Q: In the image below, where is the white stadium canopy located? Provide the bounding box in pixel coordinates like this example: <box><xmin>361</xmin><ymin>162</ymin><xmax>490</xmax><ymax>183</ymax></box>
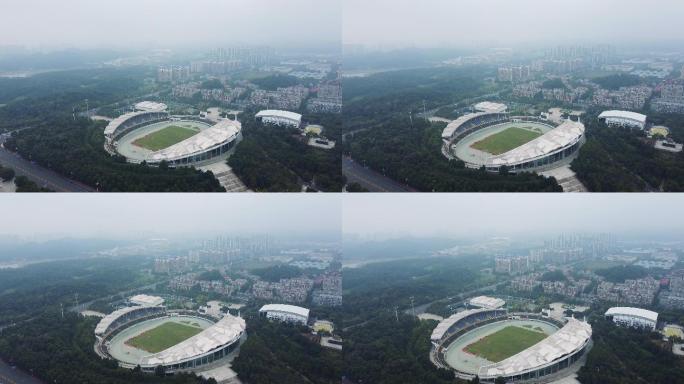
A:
<box><xmin>148</xmin><ymin>119</ymin><xmax>241</xmax><ymax>162</ymax></box>
<box><xmin>487</xmin><ymin>120</ymin><xmax>585</xmax><ymax>167</ymax></box>
<box><xmin>474</xmin><ymin>102</ymin><xmax>508</xmax><ymax>114</ymax></box>
<box><xmin>479</xmin><ymin>318</ymin><xmax>592</xmax><ymax>378</ymax></box>
<box><xmin>469</xmin><ymin>296</ymin><xmax>506</xmax><ymax>309</ymax></box>
<box><xmin>129</xmin><ymin>294</ymin><xmax>164</xmax><ymax>307</ymax></box>
<box><xmin>431</xmin><ymin>308</ymin><xmax>493</xmax><ymax>342</ymax></box>
<box><xmin>135</xmin><ymin>101</ymin><xmax>168</xmax><ymax>112</ymax></box>
<box><xmin>140</xmin><ymin>315</ymin><xmax>246</xmax><ymax>366</ymax></box>
<box><xmin>442</xmin><ymin>112</ymin><xmax>492</xmax><ymax>139</ymax></box>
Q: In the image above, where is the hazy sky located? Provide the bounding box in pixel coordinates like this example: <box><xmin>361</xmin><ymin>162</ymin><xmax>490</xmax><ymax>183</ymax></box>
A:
<box><xmin>0</xmin><ymin>194</ymin><xmax>341</xmax><ymax>239</ymax></box>
<box><xmin>343</xmin><ymin>0</ymin><xmax>684</xmax><ymax>48</ymax></box>
<box><xmin>0</xmin><ymin>0</ymin><xmax>341</xmax><ymax>49</ymax></box>
<box><xmin>343</xmin><ymin>194</ymin><xmax>684</xmax><ymax>238</ymax></box>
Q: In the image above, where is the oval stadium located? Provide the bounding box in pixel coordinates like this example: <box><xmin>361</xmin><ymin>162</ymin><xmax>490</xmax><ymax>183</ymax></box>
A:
<box><xmin>430</xmin><ymin>309</ymin><xmax>592</xmax><ymax>383</ymax></box>
<box><xmin>441</xmin><ymin>111</ymin><xmax>585</xmax><ymax>173</ymax></box>
<box><xmin>104</xmin><ymin>102</ymin><xmax>242</xmax><ymax>167</ymax></box>
<box><xmin>94</xmin><ymin>303</ymin><xmax>245</xmax><ymax>375</ymax></box>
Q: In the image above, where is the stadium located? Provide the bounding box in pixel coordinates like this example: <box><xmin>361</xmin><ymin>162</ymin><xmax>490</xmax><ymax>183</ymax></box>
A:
<box><xmin>430</xmin><ymin>309</ymin><xmax>592</xmax><ymax>383</ymax></box>
<box><xmin>104</xmin><ymin>102</ymin><xmax>243</xmax><ymax>167</ymax></box>
<box><xmin>441</xmin><ymin>109</ymin><xmax>585</xmax><ymax>173</ymax></box>
<box><xmin>94</xmin><ymin>298</ymin><xmax>246</xmax><ymax>375</ymax></box>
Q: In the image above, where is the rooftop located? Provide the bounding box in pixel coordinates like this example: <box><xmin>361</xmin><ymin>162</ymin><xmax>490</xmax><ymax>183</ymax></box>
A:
<box><xmin>95</xmin><ymin>306</ymin><xmax>162</xmax><ymax>335</ymax></box>
<box><xmin>129</xmin><ymin>294</ymin><xmax>164</xmax><ymax>307</ymax></box>
<box><xmin>104</xmin><ymin>110</ymin><xmax>170</xmax><ymax>136</ymax></box>
<box><xmin>469</xmin><ymin>296</ymin><xmax>506</xmax><ymax>309</ymax></box>
<box><xmin>605</xmin><ymin>307</ymin><xmax>658</xmax><ymax>322</ymax></box>
<box><xmin>140</xmin><ymin>314</ymin><xmax>245</xmax><ymax>366</ymax></box>
<box><xmin>479</xmin><ymin>318</ymin><xmax>592</xmax><ymax>378</ymax></box>
<box><xmin>474</xmin><ymin>102</ymin><xmax>508</xmax><ymax>113</ymax></box>
<box><xmin>442</xmin><ymin>112</ymin><xmax>494</xmax><ymax>139</ymax></box>
<box><xmin>149</xmin><ymin>119</ymin><xmax>241</xmax><ymax>162</ymax></box>
<box><xmin>431</xmin><ymin>308</ymin><xmax>499</xmax><ymax>342</ymax></box>
<box><xmin>488</xmin><ymin>120</ymin><xmax>585</xmax><ymax>167</ymax></box>
<box><xmin>256</xmin><ymin>109</ymin><xmax>302</xmax><ymax>123</ymax></box>
<box><xmin>598</xmin><ymin>110</ymin><xmax>647</xmax><ymax>124</ymax></box>
<box><xmin>135</xmin><ymin>101</ymin><xmax>168</xmax><ymax>112</ymax></box>
<box><xmin>259</xmin><ymin>304</ymin><xmax>310</xmax><ymax>318</ymax></box>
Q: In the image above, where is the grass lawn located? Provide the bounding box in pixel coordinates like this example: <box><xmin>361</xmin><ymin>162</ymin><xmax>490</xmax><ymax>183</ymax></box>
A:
<box><xmin>464</xmin><ymin>326</ymin><xmax>548</xmax><ymax>362</ymax></box>
<box><xmin>125</xmin><ymin>322</ymin><xmax>203</xmax><ymax>353</ymax></box>
<box><xmin>132</xmin><ymin>125</ymin><xmax>199</xmax><ymax>151</ymax></box>
<box><xmin>471</xmin><ymin>127</ymin><xmax>543</xmax><ymax>155</ymax></box>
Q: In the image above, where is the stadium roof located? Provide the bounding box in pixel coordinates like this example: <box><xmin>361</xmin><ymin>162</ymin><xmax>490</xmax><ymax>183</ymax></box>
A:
<box><xmin>598</xmin><ymin>110</ymin><xmax>647</xmax><ymax>124</ymax></box>
<box><xmin>148</xmin><ymin>119</ymin><xmax>241</xmax><ymax>162</ymax></box>
<box><xmin>129</xmin><ymin>294</ymin><xmax>164</xmax><ymax>307</ymax></box>
<box><xmin>255</xmin><ymin>109</ymin><xmax>302</xmax><ymax>123</ymax></box>
<box><xmin>469</xmin><ymin>296</ymin><xmax>506</xmax><ymax>309</ymax></box>
<box><xmin>104</xmin><ymin>110</ymin><xmax>168</xmax><ymax>137</ymax></box>
<box><xmin>135</xmin><ymin>101</ymin><xmax>168</xmax><ymax>112</ymax></box>
<box><xmin>605</xmin><ymin>307</ymin><xmax>658</xmax><ymax>323</ymax></box>
<box><xmin>474</xmin><ymin>102</ymin><xmax>508</xmax><ymax>114</ymax></box>
<box><xmin>259</xmin><ymin>304</ymin><xmax>310</xmax><ymax>319</ymax></box>
<box><xmin>140</xmin><ymin>315</ymin><xmax>246</xmax><ymax>366</ymax></box>
<box><xmin>442</xmin><ymin>112</ymin><xmax>493</xmax><ymax>139</ymax></box>
<box><xmin>479</xmin><ymin>318</ymin><xmax>592</xmax><ymax>378</ymax></box>
<box><xmin>431</xmin><ymin>308</ymin><xmax>498</xmax><ymax>342</ymax></box>
<box><xmin>488</xmin><ymin>120</ymin><xmax>585</xmax><ymax>167</ymax></box>
<box><xmin>95</xmin><ymin>306</ymin><xmax>159</xmax><ymax>335</ymax></box>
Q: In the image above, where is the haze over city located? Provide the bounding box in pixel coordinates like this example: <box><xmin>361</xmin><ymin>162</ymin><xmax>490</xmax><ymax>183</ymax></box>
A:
<box><xmin>0</xmin><ymin>0</ymin><xmax>342</xmax><ymax>50</ymax></box>
<box><xmin>343</xmin><ymin>0</ymin><xmax>684</xmax><ymax>48</ymax></box>
<box><xmin>343</xmin><ymin>194</ymin><xmax>684</xmax><ymax>239</ymax></box>
<box><xmin>0</xmin><ymin>194</ymin><xmax>341</xmax><ymax>240</ymax></box>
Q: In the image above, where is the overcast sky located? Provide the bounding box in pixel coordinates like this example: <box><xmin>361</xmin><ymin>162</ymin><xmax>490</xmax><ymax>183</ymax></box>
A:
<box><xmin>343</xmin><ymin>194</ymin><xmax>684</xmax><ymax>239</ymax></box>
<box><xmin>0</xmin><ymin>0</ymin><xmax>341</xmax><ymax>49</ymax></box>
<box><xmin>343</xmin><ymin>0</ymin><xmax>684</xmax><ymax>48</ymax></box>
<box><xmin>0</xmin><ymin>194</ymin><xmax>340</xmax><ymax>239</ymax></box>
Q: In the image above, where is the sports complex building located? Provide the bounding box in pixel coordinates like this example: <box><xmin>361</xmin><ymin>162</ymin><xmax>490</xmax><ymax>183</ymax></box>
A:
<box><xmin>259</xmin><ymin>304</ymin><xmax>310</xmax><ymax>325</ymax></box>
<box><xmin>255</xmin><ymin>109</ymin><xmax>302</xmax><ymax>128</ymax></box>
<box><xmin>430</xmin><ymin>305</ymin><xmax>592</xmax><ymax>383</ymax></box>
<box><xmin>104</xmin><ymin>102</ymin><xmax>242</xmax><ymax>167</ymax></box>
<box><xmin>441</xmin><ymin>104</ymin><xmax>586</xmax><ymax>173</ymax></box>
<box><xmin>605</xmin><ymin>307</ymin><xmax>658</xmax><ymax>331</ymax></box>
<box><xmin>598</xmin><ymin>110</ymin><xmax>647</xmax><ymax>130</ymax></box>
<box><xmin>94</xmin><ymin>296</ymin><xmax>246</xmax><ymax>374</ymax></box>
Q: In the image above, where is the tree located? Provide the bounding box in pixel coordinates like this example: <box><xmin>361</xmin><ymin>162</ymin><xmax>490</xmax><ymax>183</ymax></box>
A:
<box><xmin>0</xmin><ymin>166</ymin><xmax>15</xmax><ymax>181</ymax></box>
<box><xmin>495</xmin><ymin>377</ymin><xmax>507</xmax><ymax>384</ymax></box>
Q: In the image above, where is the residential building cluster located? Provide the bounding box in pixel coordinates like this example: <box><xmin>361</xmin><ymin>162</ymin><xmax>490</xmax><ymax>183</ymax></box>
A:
<box><xmin>497</xmin><ymin>65</ymin><xmax>532</xmax><ymax>82</ymax></box>
<box><xmin>592</xmin><ymin>86</ymin><xmax>652</xmax><ymax>110</ymax></box>
<box><xmin>307</xmin><ymin>83</ymin><xmax>342</xmax><ymax>113</ymax></box>
<box><xmin>168</xmin><ymin>273</ymin><xmax>248</xmax><ymax>296</ymax></box>
<box><xmin>660</xmin><ymin>270</ymin><xmax>684</xmax><ymax>309</ymax></box>
<box><xmin>250</xmin><ymin>85</ymin><xmax>309</xmax><ymax>110</ymax></box>
<box><xmin>651</xmin><ymin>81</ymin><xmax>684</xmax><ymax>114</ymax></box>
<box><xmin>311</xmin><ymin>272</ymin><xmax>342</xmax><ymax>307</ymax></box>
<box><xmin>252</xmin><ymin>277</ymin><xmax>315</xmax><ymax>304</ymax></box>
<box><xmin>596</xmin><ymin>276</ymin><xmax>659</xmax><ymax>306</ymax></box>
<box><xmin>157</xmin><ymin>65</ymin><xmax>191</xmax><ymax>83</ymax></box>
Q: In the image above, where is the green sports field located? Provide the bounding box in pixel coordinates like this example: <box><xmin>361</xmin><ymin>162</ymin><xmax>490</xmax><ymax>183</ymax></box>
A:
<box><xmin>124</xmin><ymin>321</ymin><xmax>203</xmax><ymax>353</ymax></box>
<box><xmin>132</xmin><ymin>125</ymin><xmax>199</xmax><ymax>151</ymax></box>
<box><xmin>470</xmin><ymin>127</ymin><xmax>543</xmax><ymax>155</ymax></box>
<box><xmin>464</xmin><ymin>326</ymin><xmax>548</xmax><ymax>362</ymax></box>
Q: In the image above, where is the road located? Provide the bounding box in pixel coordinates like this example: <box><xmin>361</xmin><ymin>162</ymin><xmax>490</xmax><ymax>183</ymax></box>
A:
<box><xmin>343</xmin><ymin>156</ymin><xmax>417</xmax><ymax>192</ymax></box>
<box><xmin>0</xmin><ymin>135</ymin><xmax>94</xmax><ymax>192</ymax></box>
<box><xmin>0</xmin><ymin>359</ymin><xmax>43</xmax><ymax>384</ymax></box>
